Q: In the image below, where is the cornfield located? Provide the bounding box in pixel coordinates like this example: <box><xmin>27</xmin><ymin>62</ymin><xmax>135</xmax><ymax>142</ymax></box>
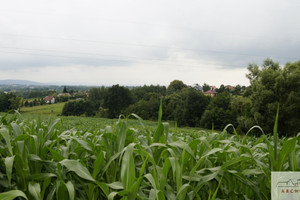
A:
<box><xmin>0</xmin><ymin>107</ymin><xmax>299</xmax><ymax>199</ymax></box>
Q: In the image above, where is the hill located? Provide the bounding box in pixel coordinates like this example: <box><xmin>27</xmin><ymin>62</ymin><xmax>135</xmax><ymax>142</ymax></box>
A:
<box><xmin>0</xmin><ymin>79</ymin><xmax>45</xmax><ymax>85</ymax></box>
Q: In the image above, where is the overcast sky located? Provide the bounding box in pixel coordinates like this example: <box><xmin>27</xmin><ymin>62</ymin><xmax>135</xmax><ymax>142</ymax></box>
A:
<box><xmin>0</xmin><ymin>0</ymin><xmax>299</xmax><ymax>86</ymax></box>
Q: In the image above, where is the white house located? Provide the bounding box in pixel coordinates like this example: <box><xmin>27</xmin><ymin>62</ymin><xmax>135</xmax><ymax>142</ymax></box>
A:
<box><xmin>44</xmin><ymin>96</ymin><xmax>55</xmax><ymax>104</ymax></box>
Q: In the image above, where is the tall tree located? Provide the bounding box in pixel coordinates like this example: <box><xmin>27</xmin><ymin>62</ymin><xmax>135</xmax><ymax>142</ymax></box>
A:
<box><xmin>0</xmin><ymin>93</ymin><xmax>21</xmax><ymax>112</ymax></box>
<box><xmin>182</xmin><ymin>88</ymin><xmax>210</xmax><ymax>127</ymax></box>
<box><xmin>63</xmin><ymin>86</ymin><xmax>68</xmax><ymax>93</ymax></box>
<box><xmin>88</xmin><ymin>87</ymin><xmax>107</xmax><ymax>109</ymax></box>
<box><xmin>103</xmin><ymin>85</ymin><xmax>133</xmax><ymax>118</ymax></box>
<box><xmin>202</xmin><ymin>83</ymin><xmax>211</xmax><ymax>92</ymax></box>
<box><xmin>246</xmin><ymin>59</ymin><xmax>300</xmax><ymax>136</ymax></box>
<box><xmin>167</xmin><ymin>80</ymin><xmax>187</xmax><ymax>94</ymax></box>
<box><xmin>200</xmin><ymin>92</ymin><xmax>237</xmax><ymax>130</ymax></box>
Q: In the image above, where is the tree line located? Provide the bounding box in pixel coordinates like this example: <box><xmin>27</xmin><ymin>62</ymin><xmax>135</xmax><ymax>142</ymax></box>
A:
<box><xmin>0</xmin><ymin>92</ymin><xmax>22</xmax><ymax>112</ymax></box>
<box><xmin>63</xmin><ymin>59</ymin><xmax>300</xmax><ymax>136</ymax></box>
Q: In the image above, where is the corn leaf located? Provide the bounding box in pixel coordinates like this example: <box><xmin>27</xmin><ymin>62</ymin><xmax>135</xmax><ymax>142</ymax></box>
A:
<box><xmin>0</xmin><ymin>190</ymin><xmax>28</xmax><ymax>200</ymax></box>
<box><xmin>60</xmin><ymin>159</ymin><xmax>95</xmax><ymax>182</ymax></box>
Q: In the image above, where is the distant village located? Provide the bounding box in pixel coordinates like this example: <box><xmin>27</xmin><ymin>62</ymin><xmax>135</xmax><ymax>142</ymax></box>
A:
<box><xmin>22</xmin><ymin>86</ymin><xmax>89</xmax><ymax>107</ymax></box>
<box><xmin>188</xmin><ymin>83</ymin><xmax>241</xmax><ymax>97</ymax></box>
<box><xmin>0</xmin><ymin>82</ymin><xmax>244</xmax><ymax>108</ymax></box>
<box><xmin>40</xmin><ymin>83</ymin><xmax>239</xmax><ymax>105</ymax></box>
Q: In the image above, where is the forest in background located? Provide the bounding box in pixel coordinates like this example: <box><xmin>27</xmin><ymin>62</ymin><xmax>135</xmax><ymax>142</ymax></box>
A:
<box><xmin>1</xmin><ymin>59</ymin><xmax>300</xmax><ymax>137</ymax></box>
<box><xmin>62</xmin><ymin>59</ymin><xmax>300</xmax><ymax>137</ymax></box>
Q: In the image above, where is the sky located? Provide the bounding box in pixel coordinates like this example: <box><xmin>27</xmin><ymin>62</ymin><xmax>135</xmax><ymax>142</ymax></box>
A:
<box><xmin>0</xmin><ymin>0</ymin><xmax>300</xmax><ymax>87</ymax></box>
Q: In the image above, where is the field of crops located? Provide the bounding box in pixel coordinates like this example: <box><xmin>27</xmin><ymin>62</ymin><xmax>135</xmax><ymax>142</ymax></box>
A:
<box><xmin>20</xmin><ymin>102</ymin><xmax>66</xmax><ymax>116</ymax></box>
<box><xmin>0</xmin><ymin>107</ymin><xmax>299</xmax><ymax>199</ymax></box>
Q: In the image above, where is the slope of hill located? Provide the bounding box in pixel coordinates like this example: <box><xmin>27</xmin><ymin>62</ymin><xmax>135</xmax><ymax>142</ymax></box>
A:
<box><xmin>0</xmin><ymin>79</ymin><xmax>45</xmax><ymax>85</ymax></box>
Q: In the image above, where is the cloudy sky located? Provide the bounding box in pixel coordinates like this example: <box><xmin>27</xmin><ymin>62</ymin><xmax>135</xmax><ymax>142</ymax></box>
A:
<box><xmin>0</xmin><ymin>0</ymin><xmax>299</xmax><ymax>86</ymax></box>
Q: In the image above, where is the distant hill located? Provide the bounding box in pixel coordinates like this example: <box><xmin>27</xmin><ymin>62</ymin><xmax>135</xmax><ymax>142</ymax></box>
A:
<box><xmin>0</xmin><ymin>79</ymin><xmax>46</xmax><ymax>85</ymax></box>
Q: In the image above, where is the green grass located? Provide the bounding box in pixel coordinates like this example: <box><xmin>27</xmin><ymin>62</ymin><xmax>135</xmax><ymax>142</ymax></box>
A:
<box><xmin>20</xmin><ymin>102</ymin><xmax>66</xmax><ymax>116</ymax></box>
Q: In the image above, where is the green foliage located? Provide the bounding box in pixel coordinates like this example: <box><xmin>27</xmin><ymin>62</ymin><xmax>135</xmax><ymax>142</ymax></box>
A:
<box><xmin>103</xmin><ymin>85</ymin><xmax>133</xmax><ymax>118</ymax></box>
<box><xmin>126</xmin><ymin>93</ymin><xmax>160</xmax><ymax>120</ymax></box>
<box><xmin>164</xmin><ymin>88</ymin><xmax>210</xmax><ymax>127</ymax></box>
<box><xmin>21</xmin><ymin>102</ymin><xmax>65</xmax><ymax>116</ymax></box>
<box><xmin>231</xmin><ymin>84</ymin><xmax>242</xmax><ymax>95</ymax></box>
<box><xmin>200</xmin><ymin>93</ymin><xmax>237</xmax><ymax>130</ymax></box>
<box><xmin>0</xmin><ymin>93</ymin><xmax>22</xmax><ymax>112</ymax></box>
<box><xmin>216</xmin><ymin>84</ymin><xmax>226</xmax><ymax>93</ymax></box>
<box><xmin>87</xmin><ymin>87</ymin><xmax>107</xmax><ymax>109</ymax></box>
<box><xmin>0</xmin><ymin>110</ymin><xmax>299</xmax><ymax>199</ymax></box>
<box><xmin>56</xmin><ymin>95</ymin><xmax>70</xmax><ymax>103</ymax></box>
<box><xmin>62</xmin><ymin>100</ymin><xmax>96</xmax><ymax>116</ymax></box>
<box><xmin>167</xmin><ymin>80</ymin><xmax>187</xmax><ymax>94</ymax></box>
<box><xmin>202</xmin><ymin>83</ymin><xmax>211</xmax><ymax>92</ymax></box>
<box><xmin>181</xmin><ymin>88</ymin><xmax>210</xmax><ymax>127</ymax></box>
<box><xmin>0</xmin><ymin>85</ymin><xmax>92</xmax><ymax>99</ymax></box>
<box><xmin>131</xmin><ymin>85</ymin><xmax>166</xmax><ymax>102</ymax></box>
<box><xmin>27</xmin><ymin>90</ymin><xmax>56</xmax><ymax>99</ymax></box>
<box><xmin>231</xmin><ymin>96</ymin><xmax>256</xmax><ymax>134</ymax></box>
<box><xmin>246</xmin><ymin>59</ymin><xmax>300</xmax><ymax>136</ymax></box>
<box><xmin>0</xmin><ymin>190</ymin><xmax>28</xmax><ymax>200</ymax></box>
<box><xmin>164</xmin><ymin>92</ymin><xmax>184</xmax><ymax>122</ymax></box>
<box><xmin>62</xmin><ymin>86</ymin><xmax>67</xmax><ymax>93</ymax></box>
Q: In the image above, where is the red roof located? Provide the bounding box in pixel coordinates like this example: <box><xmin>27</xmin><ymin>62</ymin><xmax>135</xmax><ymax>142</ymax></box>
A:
<box><xmin>58</xmin><ymin>93</ymin><xmax>71</xmax><ymax>97</ymax></box>
<box><xmin>204</xmin><ymin>90</ymin><xmax>218</xmax><ymax>94</ymax></box>
<box><xmin>44</xmin><ymin>96</ymin><xmax>54</xmax><ymax>101</ymax></box>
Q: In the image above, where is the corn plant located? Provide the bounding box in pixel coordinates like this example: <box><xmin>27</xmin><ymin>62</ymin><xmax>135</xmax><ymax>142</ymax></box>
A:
<box><xmin>0</xmin><ymin>105</ymin><xmax>299</xmax><ymax>199</ymax></box>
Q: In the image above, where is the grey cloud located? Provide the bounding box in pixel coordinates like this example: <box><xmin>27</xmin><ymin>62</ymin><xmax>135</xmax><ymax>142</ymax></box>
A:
<box><xmin>0</xmin><ymin>55</ymin><xmax>133</xmax><ymax>70</ymax></box>
<box><xmin>0</xmin><ymin>0</ymin><xmax>300</xmax><ymax>85</ymax></box>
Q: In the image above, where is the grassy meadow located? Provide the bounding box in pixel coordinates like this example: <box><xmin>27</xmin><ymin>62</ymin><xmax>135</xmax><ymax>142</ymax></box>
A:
<box><xmin>0</xmin><ymin>105</ymin><xmax>299</xmax><ymax>199</ymax></box>
<box><xmin>20</xmin><ymin>102</ymin><xmax>66</xmax><ymax>116</ymax></box>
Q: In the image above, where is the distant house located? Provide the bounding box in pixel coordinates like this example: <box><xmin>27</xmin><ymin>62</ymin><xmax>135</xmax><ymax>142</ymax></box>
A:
<box><xmin>225</xmin><ymin>85</ymin><xmax>234</xmax><ymax>91</ymax></box>
<box><xmin>211</xmin><ymin>86</ymin><xmax>217</xmax><ymax>91</ymax></box>
<box><xmin>204</xmin><ymin>90</ymin><xmax>218</xmax><ymax>97</ymax></box>
<box><xmin>44</xmin><ymin>96</ymin><xmax>55</xmax><ymax>104</ymax></box>
<box><xmin>57</xmin><ymin>93</ymin><xmax>71</xmax><ymax>97</ymax></box>
<box><xmin>192</xmin><ymin>84</ymin><xmax>203</xmax><ymax>92</ymax></box>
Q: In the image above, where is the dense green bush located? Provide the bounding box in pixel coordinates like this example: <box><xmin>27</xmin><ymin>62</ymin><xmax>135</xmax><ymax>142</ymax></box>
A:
<box><xmin>0</xmin><ymin>93</ymin><xmax>21</xmax><ymax>112</ymax></box>
<box><xmin>246</xmin><ymin>59</ymin><xmax>300</xmax><ymax>136</ymax></box>
<box><xmin>62</xmin><ymin>100</ymin><xmax>96</xmax><ymax>116</ymax></box>
<box><xmin>200</xmin><ymin>93</ymin><xmax>237</xmax><ymax>130</ymax></box>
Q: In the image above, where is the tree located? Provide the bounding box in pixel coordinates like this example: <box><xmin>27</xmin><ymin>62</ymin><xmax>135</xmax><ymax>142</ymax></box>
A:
<box><xmin>57</xmin><ymin>95</ymin><xmax>69</xmax><ymax>102</ymax></box>
<box><xmin>216</xmin><ymin>84</ymin><xmax>226</xmax><ymax>93</ymax></box>
<box><xmin>62</xmin><ymin>101</ymin><xmax>75</xmax><ymax>116</ymax></box>
<box><xmin>103</xmin><ymin>85</ymin><xmax>133</xmax><ymax>118</ymax></box>
<box><xmin>131</xmin><ymin>85</ymin><xmax>166</xmax><ymax>102</ymax></box>
<box><xmin>246</xmin><ymin>59</ymin><xmax>300</xmax><ymax>136</ymax></box>
<box><xmin>246</xmin><ymin>63</ymin><xmax>261</xmax><ymax>84</ymax></box>
<box><xmin>182</xmin><ymin>88</ymin><xmax>210</xmax><ymax>126</ymax></box>
<box><xmin>126</xmin><ymin>93</ymin><xmax>160</xmax><ymax>120</ymax></box>
<box><xmin>231</xmin><ymin>84</ymin><xmax>242</xmax><ymax>95</ymax></box>
<box><xmin>202</xmin><ymin>83</ymin><xmax>211</xmax><ymax>92</ymax></box>
<box><xmin>63</xmin><ymin>86</ymin><xmax>68</xmax><ymax>93</ymax></box>
<box><xmin>0</xmin><ymin>92</ymin><xmax>21</xmax><ymax>112</ymax></box>
<box><xmin>200</xmin><ymin>92</ymin><xmax>237</xmax><ymax>130</ymax></box>
<box><xmin>88</xmin><ymin>87</ymin><xmax>107</xmax><ymax>109</ymax></box>
<box><xmin>62</xmin><ymin>100</ymin><xmax>96</xmax><ymax>116</ymax></box>
<box><xmin>163</xmin><ymin>88</ymin><xmax>210</xmax><ymax>126</ymax></box>
<box><xmin>167</xmin><ymin>80</ymin><xmax>187</xmax><ymax>94</ymax></box>
<box><xmin>231</xmin><ymin>96</ymin><xmax>255</xmax><ymax>134</ymax></box>
<box><xmin>163</xmin><ymin>92</ymin><xmax>184</xmax><ymax>123</ymax></box>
